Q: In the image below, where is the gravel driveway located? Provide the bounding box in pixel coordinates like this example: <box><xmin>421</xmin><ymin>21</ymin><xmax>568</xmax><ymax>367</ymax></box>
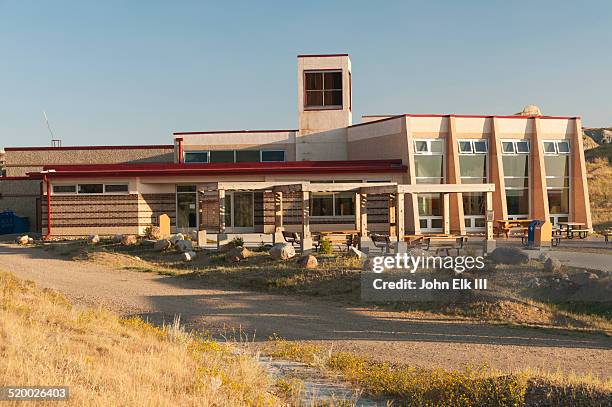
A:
<box><xmin>2</xmin><ymin>243</ymin><xmax>611</xmax><ymax>378</ymax></box>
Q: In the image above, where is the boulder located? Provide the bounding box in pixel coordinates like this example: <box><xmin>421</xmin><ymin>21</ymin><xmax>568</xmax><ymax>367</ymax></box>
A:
<box><xmin>182</xmin><ymin>251</ymin><xmax>196</xmax><ymax>262</ymax></box>
<box><xmin>146</xmin><ymin>226</ymin><xmax>163</xmax><ymax>240</ymax></box>
<box><xmin>175</xmin><ymin>239</ymin><xmax>193</xmax><ymax>253</ymax></box>
<box><xmin>112</xmin><ymin>234</ymin><xmax>123</xmax><ymax>243</ymax></box>
<box><xmin>489</xmin><ymin>246</ymin><xmax>529</xmax><ymax>265</ymax></box>
<box><xmin>154</xmin><ymin>239</ymin><xmax>172</xmax><ymax>252</ymax></box>
<box><xmin>269</xmin><ymin>243</ymin><xmax>296</xmax><ymax>260</ymax></box>
<box><xmin>544</xmin><ymin>256</ymin><xmax>562</xmax><ymax>273</ymax></box>
<box><xmin>121</xmin><ymin>235</ymin><xmax>138</xmax><ymax>246</ymax></box>
<box><xmin>28</xmin><ymin>237</ymin><xmax>34</xmax><ymax>244</ymax></box>
<box><xmin>141</xmin><ymin>239</ymin><xmax>156</xmax><ymax>247</ymax></box>
<box><xmin>87</xmin><ymin>234</ymin><xmax>100</xmax><ymax>244</ymax></box>
<box><xmin>225</xmin><ymin>246</ymin><xmax>253</xmax><ymax>263</ymax></box>
<box><xmin>538</xmin><ymin>252</ymin><xmax>550</xmax><ymax>262</ymax></box>
<box><xmin>170</xmin><ymin>233</ymin><xmax>185</xmax><ymax>245</ymax></box>
<box><xmin>569</xmin><ymin>271</ymin><xmax>599</xmax><ymax>286</ymax></box>
<box><xmin>347</xmin><ymin>246</ymin><xmax>367</xmax><ymax>260</ymax></box>
<box><xmin>297</xmin><ymin>254</ymin><xmax>318</xmax><ymax>269</ymax></box>
<box><xmin>16</xmin><ymin>235</ymin><xmax>30</xmax><ymax>245</ymax></box>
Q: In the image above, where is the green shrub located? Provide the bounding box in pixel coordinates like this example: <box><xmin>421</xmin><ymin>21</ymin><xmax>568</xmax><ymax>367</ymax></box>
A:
<box><xmin>231</xmin><ymin>237</ymin><xmax>244</xmax><ymax>248</ymax></box>
<box><xmin>318</xmin><ymin>238</ymin><xmax>332</xmax><ymax>254</ymax></box>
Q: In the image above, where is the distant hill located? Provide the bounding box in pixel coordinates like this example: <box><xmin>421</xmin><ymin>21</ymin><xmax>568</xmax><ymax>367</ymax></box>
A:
<box><xmin>585</xmin><ymin>143</ymin><xmax>612</xmax><ymax>164</ymax></box>
<box><xmin>584</xmin><ymin>128</ymin><xmax>612</xmax><ymax>145</ymax></box>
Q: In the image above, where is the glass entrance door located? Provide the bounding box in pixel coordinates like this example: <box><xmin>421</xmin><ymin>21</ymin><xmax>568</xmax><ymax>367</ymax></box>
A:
<box><xmin>225</xmin><ymin>192</ymin><xmax>254</xmax><ymax>232</ymax></box>
<box><xmin>418</xmin><ymin>193</ymin><xmax>443</xmax><ymax>232</ymax></box>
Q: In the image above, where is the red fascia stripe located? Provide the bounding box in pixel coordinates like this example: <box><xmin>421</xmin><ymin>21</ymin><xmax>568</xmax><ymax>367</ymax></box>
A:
<box><xmin>33</xmin><ymin>160</ymin><xmax>406</xmax><ymax>178</ymax></box>
<box><xmin>0</xmin><ymin>176</ymin><xmax>34</xmax><ymax>181</ymax></box>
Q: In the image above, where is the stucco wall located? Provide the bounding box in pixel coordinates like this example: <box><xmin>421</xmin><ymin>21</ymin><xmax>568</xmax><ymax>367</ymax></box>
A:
<box><xmin>0</xmin><ymin>179</ymin><xmax>40</xmax><ymax>231</ymax></box>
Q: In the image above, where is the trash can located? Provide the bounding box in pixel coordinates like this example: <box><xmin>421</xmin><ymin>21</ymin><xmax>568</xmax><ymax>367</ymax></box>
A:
<box><xmin>526</xmin><ymin>220</ymin><xmax>541</xmax><ymax>248</ymax></box>
<box><xmin>534</xmin><ymin>221</ymin><xmax>553</xmax><ymax>247</ymax></box>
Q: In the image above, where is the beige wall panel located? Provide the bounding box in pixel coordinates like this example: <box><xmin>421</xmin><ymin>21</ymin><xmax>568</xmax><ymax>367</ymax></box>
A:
<box><xmin>454</xmin><ymin>117</ymin><xmax>492</xmax><ymax>135</ymax></box>
<box><xmin>410</xmin><ymin>116</ymin><xmax>448</xmax><ymax>133</ymax></box>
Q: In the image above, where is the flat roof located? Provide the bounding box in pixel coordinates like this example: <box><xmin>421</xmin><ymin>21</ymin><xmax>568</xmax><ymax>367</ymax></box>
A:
<box><xmin>30</xmin><ymin>159</ymin><xmax>406</xmax><ymax>178</ymax></box>
<box><xmin>297</xmin><ymin>53</ymin><xmax>349</xmax><ymax>58</ymax></box>
<box><xmin>173</xmin><ymin>129</ymin><xmax>297</xmax><ymax>136</ymax></box>
<box><xmin>4</xmin><ymin>145</ymin><xmax>174</xmax><ymax>152</ymax></box>
<box><xmin>349</xmin><ymin>113</ymin><xmax>581</xmax><ymax>128</ymax></box>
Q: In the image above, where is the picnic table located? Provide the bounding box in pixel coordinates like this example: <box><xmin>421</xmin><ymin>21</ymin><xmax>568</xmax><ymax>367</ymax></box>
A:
<box><xmin>558</xmin><ymin>222</ymin><xmax>589</xmax><ymax>239</ymax></box>
<box><xmin>495</xmin><ymin>219</ymin><xmax>533</xmax><ymax>239</ymax></box>
<box><xmin>422</xmin><ymin>235</ymin><xmax>468</xmax><ymax>256</ymax></box>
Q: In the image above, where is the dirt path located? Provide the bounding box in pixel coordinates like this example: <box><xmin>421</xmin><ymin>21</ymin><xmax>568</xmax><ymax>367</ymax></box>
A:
<box><xmin>1</xmin><ymin>243</ymin><xmax>611</xmax><ymax>378</ymax></box>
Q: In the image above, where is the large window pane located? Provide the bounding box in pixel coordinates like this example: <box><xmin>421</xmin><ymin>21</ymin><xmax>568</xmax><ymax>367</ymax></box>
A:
<box><xmin>544</xmin><ymin>155</ymin><xmax>569</xmax><ymax>178</ymax></box>
<box><xmin>504</xmin><ymin>178</ymin><xmax>529</xmax><ymax>188</ymax></box>
<box><xmin>261</xmin><ymin>150</ymin><xmax>285</xmax><ymax>162</ymax></box>
<box><xmin>78</xmin><ymin>184</ymin><xmax>103</xmax><ymax>194</ymax></box>
<box><xmin>506</xmin><ymin>189</ymin><xmax>529</xmax><ymax>216</ymax></box>
<box><xmin>335</xmin><ymin>192</ymin><xmax>355</xmax><ymax>216</ymax></box>
<box><xmin>418</xmin><ymin>194</ymin><xmax>441</xmax><ymax>216</ymax></box>
<box><xmin>459</xmin><ymin>155</ymin><xmax>487</xmax><ymax>179</ymax></box>
<box><xmin>546</xmin><ymin>177</ymin><xmax>569</xmax><ymax>188</ymax></box>
<box><xmin>235</xmin><ymin>150</ymin><xmax>260</xmax><ymax>162</ymax></box>
<box><xmin>463</xmin><ymin>192</ymin><xmax>485</xmax><ymax>216</ymax></box>
<box><xmin>415</xmin><ymin>156</ymin><xmax>443</xmax><ymax>179</ymax></box>
<box><xmin>104</xmin><ymin>184</ymin><xmax>129</xmax><ymax>193</ymax></box>
<box><xmin>184</xmin><ymin>151</ymin><xmax>209</xmax><ymax>163</ymax></box>
<box><xmin>233</xmin><ymin>192</ymin><xmax>254</xmax><ymax>227</ymax></box>
<box><xmin>311</xmin><ymin>193</ymin><xmax>334</xmax><ymax>216</ymax></box>
<box><xmin>548</xmin><ymin>189</ymin><xmax>569</xmax><ymax>214</ymax></box>
<box><xmin>53</xmin><ymin>185</ymin><xmax>76</xmax><ymax>194</ymax></box>
<box><xmin>502</xmin><ymin>155</ymin><xmax>529</xmax><ymax>178</ymax></box>
<box><xmin>177</xmin><ymin>191</ymin><xmax>197</xmax><ymax>229</ymax></box>
<box><xmin>210</xmin><ymin>150</ymin><xmax>235</xmax><ymax>163</ymax></box>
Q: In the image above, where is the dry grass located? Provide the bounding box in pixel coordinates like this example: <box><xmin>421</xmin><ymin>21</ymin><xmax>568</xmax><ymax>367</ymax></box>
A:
<box><xmin>586</xmin><ymin>158</ymin><xmax>612</xmax><ymax>231</ymax></box>
<box><xmin>0</xmin><ymin>271</ymin><xmax>279</xmax><ymax>406</ymax></box>
<box><xmin>267</xmin><ymin>338</ymin><xmax>612</xmax><ymax>406</ymax></box>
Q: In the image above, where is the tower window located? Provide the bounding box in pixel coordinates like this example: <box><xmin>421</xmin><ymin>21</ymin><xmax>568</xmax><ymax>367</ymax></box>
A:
<box><xmin>304</xmin><ymin>70</ymin><xmax>342</xmax><ymax>109</ymax></box>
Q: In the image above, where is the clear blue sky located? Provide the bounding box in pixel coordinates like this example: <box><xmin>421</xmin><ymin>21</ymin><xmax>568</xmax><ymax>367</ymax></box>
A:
<box><xmin>1</xmin><ymin>0</ymin><xmax>611</xmax><ymax>147</ymax></box>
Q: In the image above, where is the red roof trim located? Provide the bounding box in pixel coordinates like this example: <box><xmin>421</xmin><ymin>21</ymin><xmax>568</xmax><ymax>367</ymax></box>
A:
<box><xmin>0</xmin><ymin>176</ymin><xmax>33</xmax><ymax>181</ymax></box>
<box><xmin>349</xmin><ymin>114</ymin><xmax>581</xmax><ymax>128</ymax></box>
<box><xmin>4</xmin><ymin>145</ymin><xmax>174</xmax><ymax>152</ymax></box>
<box><xmin>173</xmin><ymin>129</ymin><xmax>298</xmax><ymax>136</ymax></box>
<box><xmin>30</xmin><ymin>160</ymin><xmax>406</xmax><ymax>178</ymax></box>
<box><xmin>297</xmin><ymin>53</ymin><xmax>349</xmax><ymax>58</ymax></box>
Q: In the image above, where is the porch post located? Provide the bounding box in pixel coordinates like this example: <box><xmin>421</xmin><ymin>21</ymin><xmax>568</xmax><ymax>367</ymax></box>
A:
<box><xmin>358</xmin><ymin>193</ymin><xmax>373</xmax><ymax>252</ymax></box>
<box><xmin>388</xmin><ymin>193</ymin><xmax>397</xmax><ymax>239</ymax></box>
<box><xmin>396</xmin><ymin>192</ymin><xmax>407</xmax><ymax>253</ymax></box>
<box><xmin>443</xmin><ymin>193</ymin><xmax>451</xmax><ymax>235</ymax></box>
<box><xmin>300</xmin><ymin>191</ymin><xmax>313</xmax><ymax>253</ymax></box>
<box><xmin>217</xmin><ymin>189</ymin><xmax>228</xmax><ymax>249</ymax></box>
<box><xmin>273</xmin><ymin>191</ymin><xmax>284</xmax><ymax>244</ymax></box>
<box><xmin>484</xmin><ymin>191</ymin><xmax>496</xmax><ymax>253</ymax></box>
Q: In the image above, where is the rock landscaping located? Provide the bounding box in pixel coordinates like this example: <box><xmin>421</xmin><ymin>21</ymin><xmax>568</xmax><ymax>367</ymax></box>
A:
<box><xmin>489</xmin><ymin>246</ymin><xmax>529</xmax><ymax>265</ymax></box>
<box><xmin>269</xmin><ymin>243</ymin><xmax>296</xmax><ymax>260</ymax></box>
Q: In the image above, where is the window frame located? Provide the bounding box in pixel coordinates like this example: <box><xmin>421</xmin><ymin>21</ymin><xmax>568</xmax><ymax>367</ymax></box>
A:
<box><xmin>52</xmin><ymin>183</ymin><xmax>129</xmax><ymax>195</ymax></box>
<box><xmin>501</xmin><ymin>140</ymin><xmax>530</xmax><ymax>218</ymax></box>
<box><xmin>184</xmin><ymin>151</ymin><xmax>210</xmax><ymax>163</ymax></box>
<box><xmin>310</xmin><ymin>180</ymin><xmax>359</xmax><ymax>218</ymax></box>
<box><xmin>303</xmin><ymin>69</ymin><xmax>343</xmax><ymax>110</ymax></box>
<box><xmin>260</xmin><ymin>150</ymin><xmax>286</xmax><ymax>162</ymax></box>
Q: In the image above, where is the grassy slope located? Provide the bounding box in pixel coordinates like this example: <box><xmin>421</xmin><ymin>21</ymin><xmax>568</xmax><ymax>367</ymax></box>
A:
<box><xmin>0</xmin><ymin>272</ymin><xmax>278</xmax><ymax>407</ymax></box>
<box><xmin>586</xmin><ymin>157</ymin><xmax>612</xmax><ymax>231</ymax></box>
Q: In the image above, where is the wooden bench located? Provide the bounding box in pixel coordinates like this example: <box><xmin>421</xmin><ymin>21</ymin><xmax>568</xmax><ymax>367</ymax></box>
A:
<box><xmin>282</xmin><ymin>231</ymin><xmax>301</xmax><ymax>248</ymax></box>
<box><xmin>605</xmin><ymin>230</ymin><xmax>612</xmax><ymax>243</ymax></box>
<box><xmin>422</xmin><ymin>236</ymin><xmax>467</xmax><ymax>256</ymax></box>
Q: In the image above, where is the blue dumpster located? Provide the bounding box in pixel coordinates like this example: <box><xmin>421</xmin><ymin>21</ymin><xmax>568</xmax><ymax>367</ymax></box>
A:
<box><xmin>0</xmin><ymin>211</ymin><xmax>30</xmax><ymax>235</ymax></box>
<box><xmin>527</xmin><ymin>220</ymin><xmax>543</xmax><ymax>248</ymax></box>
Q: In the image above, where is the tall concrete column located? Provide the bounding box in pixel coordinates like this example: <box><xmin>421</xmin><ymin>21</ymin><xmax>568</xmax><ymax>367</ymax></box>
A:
<box><xmin>570</xmin><ymin>118</ymin><xmax>593</xmax><ymax>230</ymax></box>
<box><xmin>531</xmin><ymin>118</ymin><xmax>550</xmax><ymax>221</ymax></box>
<box><xmin>489</xmin><ymin>117</ymin><xmax>508</xmax><ymax>221</ymax></box>
<box><xmin>446</xmin><ymin>116</ymin><xmax>466</xmax><ymax>235</ymax></box>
